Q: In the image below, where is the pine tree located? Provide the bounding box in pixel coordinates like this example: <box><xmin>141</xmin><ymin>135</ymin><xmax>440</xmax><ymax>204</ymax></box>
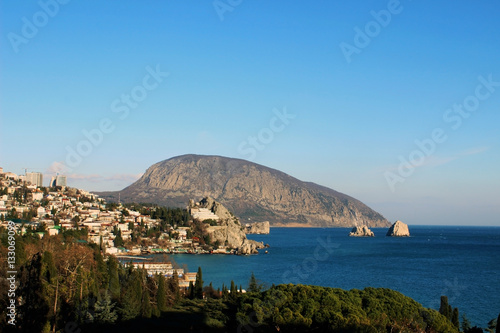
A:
<box><xmin>74</xmin><ymin>297</ymin><xmax>95</xmax><ymax>324</ymax></box>
<box><xmin>487</xmin><ymin>317</ymin><xmax>498</xmax><ymax>333</ymax></box>
<box><xmin>157</xmin><ymin>274</ymin><xmax>167</xmax><ymax>312</ymax></box>
<box><xmin>462</xmin><ymin>314</ymin><xmax>472</xmax><ymax>332</ymax></box>
<box><xmin>194</xmin><ymin>267</ymin><xmax>204</xmax><ymax>299</ymax></box>
<box><xmin>94</xmin><ymin>292</ymin><xmax>117</xmax><ymax>324</ymax></box>
<box><xmin>119</xmin><ymin>286</ymin><xmax>141</xmax><ymax>320</ymax></box>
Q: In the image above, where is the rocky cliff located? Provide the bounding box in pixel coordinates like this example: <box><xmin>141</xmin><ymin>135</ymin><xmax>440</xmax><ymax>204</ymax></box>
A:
<box><xmin>246</xmin><ymin>221</ymin><xmax>270</xmax><ymax>234</ymax></box>
<box><xmin>97</xmin><ymin>154</ymin><xmax>390</xmax><ymax>228</ymax></box>
<box><xmin>195</xmin><ymin>197</ymin><xmax>264</xmax><ymax>254</ymax></box>
<box><xmin>349</xmin><ymin>225</ymin><xmax>374</xmax><ymax>237</ymax></box>
<box><xmin>386</xmin><ymin>220</ymin><xmax>410</xmax><ymax>237</ymax></box>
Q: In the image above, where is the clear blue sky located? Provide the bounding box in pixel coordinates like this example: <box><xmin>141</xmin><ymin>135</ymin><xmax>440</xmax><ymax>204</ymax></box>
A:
<box><xmin>1</xmin><ymin>1</ymin><xmax>499</xmax><ymax>226</ymax></box>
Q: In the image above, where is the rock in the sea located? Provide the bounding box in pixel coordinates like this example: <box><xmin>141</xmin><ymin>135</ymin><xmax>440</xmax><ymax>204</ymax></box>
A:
<box><xmin>196</xmin><ymin>197</ymin><xmax>265</xmax><ymax>254</ymax></box>
<box><xmin>386</xmin><ymin>220</ymin><xmax>410</xmax><ymax>237</ymax></box>
<box><xmin>246</xmin><ymin>221</ymin><xmax>270</xmax><ymax>234</ymax></box>
<box><xmin>237</xmin><ymin>239</ymin><xmax>265</xmax><ymax>255</ymax></box>
<box><xmin>349</xmin><ymin>225</ymin><xmax>374</xmax><ymax>237</ymax></box>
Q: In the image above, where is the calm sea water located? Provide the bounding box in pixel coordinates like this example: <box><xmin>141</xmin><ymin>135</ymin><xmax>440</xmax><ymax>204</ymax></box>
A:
<box><xmin>149</xmin><ymin>226</ymin><xmax>499</xmax><ymax>327</ymax></box>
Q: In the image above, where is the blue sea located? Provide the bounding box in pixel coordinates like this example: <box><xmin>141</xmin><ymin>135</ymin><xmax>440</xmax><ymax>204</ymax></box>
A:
<box><xmin>150</xmin><ymin>226</ymin><xmax>500</xmax><ymax>327</ymax></box>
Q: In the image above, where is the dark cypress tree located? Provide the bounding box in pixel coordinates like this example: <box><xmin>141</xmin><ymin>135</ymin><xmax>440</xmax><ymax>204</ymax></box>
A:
<box><xmin>17</xmin><ymin>253</ymin><xmax>51</xmax><ymax>332</ymax></box>
<box><xmin>248</xmin><ymin>272</ymin><xmax>260</xmax><ymax>293</ymax></box>
<box><xmin>452</xmin><ymin>308</ymin><xmax>460</xmax><ymax>329</ymax></box>
<box><xmin>188</xmin><ymin>281</ymin><xmax>195</xmax><ymax>299</ymax></box>
<box><xmin>141</xmin><ymin>288</ymin><xmax>152</xmax><ymax>318</ymax></box>
<box><xmin>113</xmin><ymin>229</ymin><xmax>124</xmax><ymax>247</ymax></box>
<box><xmin>194</xmin><ymin>267</ymin><xmax>204</xmax><ymax>299</ymax></box>
<box><xmin>95</xmin><ymin>249</ymin><xmax>109</xmax><ymax>289</ymax></box>
<box><xmin>168</xmin><ymin>273</ymin><xmax>180</xmax><ymax>304</ymax></box>
<box><xmin>496</xmin><ymin>313</ymin><xmax>500</xmax><ymax>333</ymax></box>
<box><xmin>41</xmin><ymin>251</ymin><xmax>57</xmax><ymax>284</ymax></box>
<box><xmin>107</xmin><ymin>256</ymin><xmax>120</xmax><ymax>299</ymax></box>
<box><xmin>119</xmin><ymin>271</ymin><xmax>142</xmax><ymax>320</ymax></box>
<box><xmin>157</xmin><ymin>274</ymin><xmax>167</xmax><ymax>312</ymax></box>
<box><xmin>230</xmin><ymin>280</ymin><xmax>237</xmax><ymax>300</ymax></box>
<box><xmin>439</xmin><ymin>296</ymin><xmax>450</xmax><ymax>319</ymax></box>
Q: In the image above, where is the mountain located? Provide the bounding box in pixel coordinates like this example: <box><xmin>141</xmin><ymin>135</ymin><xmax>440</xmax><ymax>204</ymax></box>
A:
<box><xmin>97</xmin><ymin>154</ymin><xmax>390</xmax><ymax>227</ymax></box>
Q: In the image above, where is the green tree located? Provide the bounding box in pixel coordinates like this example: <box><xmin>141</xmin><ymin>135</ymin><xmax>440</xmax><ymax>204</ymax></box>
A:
<box><xmin>248</xmin><ymin>272</ymin><xmax>261</xmax><ymax>293</ymax></box>
<box><xmin>188</xmin><ymin>281</ymin><xmax>194</xmax><ymax>299</ymax></box>
<box><xmin>141</xmin><ymin>288</ymin><xmax>152</xmax><ymax>318</ymax></box>
<box><xmin>119</xmin><ymin>270</ymin><xmax>142</xmax><ymax>320</ymax></box>
<box><xmin>168</xmin><ymin>274</ymin><xmax>180</xmax><ymax>305</ymax></box>
<box><xmin>41</xmin><ymin>251</ymin><xmax>57</xmax><ymax>284</ymax></box>
<box><xmin>486</xmin><ymin>317</ymin><xmax>497</xmax><ymax>333</ymax></box>
<box><xmin>113</xmin><ymin>229</ymin><xmax>124</xmax><ymax>247</ymax></box>
<box><xmin>230</xmin><ymin>280</ymin><xmax>238</xmax><ymax>300</ymax></box>
<box><xmin>119</xmin><ymin>286</ymin><xmax>141</xmax><ymax>320</ymax></box>
<box><xmin>156</xmin><ymin>274</ymin><xmax>167</xmax><ymax>312</ymax></box>
<box><xmin>17</xmin><ymin>253</ymin><xmax>51</xmax><ymax>332</ymax></box>
<box><xmin>462</xmin><ymin>314</ymin><xmax>472</xmax><ymax>332</ymax></box>
<box><xmin>194</xmin><ymin>267</ymin><xmax>204</xmax><ymax>299</ymax></box>
<box><xmin>71</xmin><ymin>215</ymin><xmax>80</xmax><ymax>227</ymax></box>
<box><xmin>452</xmin><ymin>308</ymin><xmax>460</xmax><ymax>329</ymax></box>
<box><xmin>439</xmin><ymin>296</ymin><xmax>450</xmax><ymax>319</ymax></box>
<box><xmin>94</xmin><ymin>292</ymin><xmax>118</xmax><ymax>324</ymax></box>
<box><xmin>107</xmin><ymin>256</ymin><xmax>120</xmax><ymax>299</ymax></box>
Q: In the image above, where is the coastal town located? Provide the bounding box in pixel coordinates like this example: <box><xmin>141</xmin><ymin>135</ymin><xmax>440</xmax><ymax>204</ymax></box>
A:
<box><xmin>0</xmin><ymin>167</ymin><xmax>269</xmax><ymax>287</ymax></box>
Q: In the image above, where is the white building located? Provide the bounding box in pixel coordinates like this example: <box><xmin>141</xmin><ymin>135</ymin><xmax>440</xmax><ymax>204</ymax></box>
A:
<box><xmin>26</xmin><ymin>172</ymin><xmax>43</xmax><ymax>187</ymax></box>
<box><xmin>191</xmin><ymin>208</ymin><xmax>219</xmax><ymax>221</ymax></box>
<box><xmin>32</xmin><ymin>191</ymin><xmax>43</xmax><ymax>201</ymax></box>
<box><xmin>50</xmin><ymin>175</ymin><xmax>67</xmax><ymax>187</ymax></box>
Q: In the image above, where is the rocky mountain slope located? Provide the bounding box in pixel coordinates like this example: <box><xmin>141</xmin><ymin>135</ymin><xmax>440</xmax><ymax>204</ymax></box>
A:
<box><xmin>97</xmin><ymin>154</ymin><xmax>390</xmax><ymax>228</ymax></box>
